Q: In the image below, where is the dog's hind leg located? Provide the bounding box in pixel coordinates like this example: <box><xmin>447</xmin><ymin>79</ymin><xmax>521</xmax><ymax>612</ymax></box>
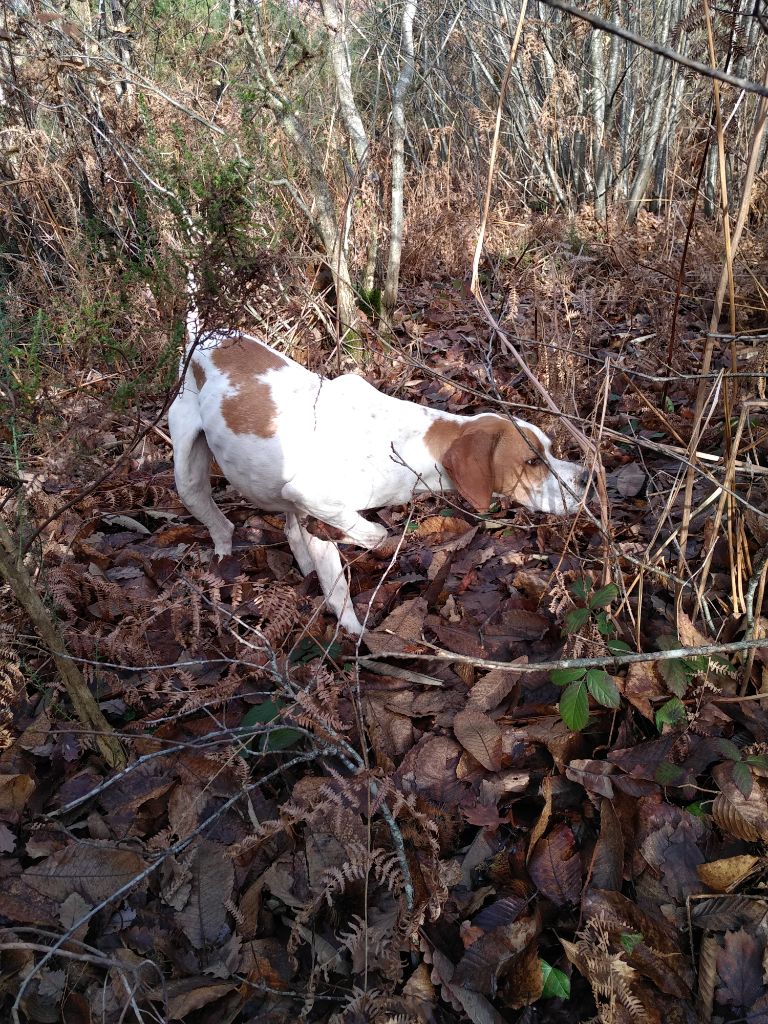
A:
<box><xmin>169</xmin><ymin>405</ymin><xmax>235</xmax><ymax>556</ymax></box>
<box><xmin>285</xmin><ymin>513</ymin><xmax>364</xmax><ymax>635</ymax></box>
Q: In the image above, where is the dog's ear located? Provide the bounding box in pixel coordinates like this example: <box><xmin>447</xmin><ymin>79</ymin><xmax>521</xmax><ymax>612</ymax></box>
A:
<box><xmin>442</xmin><ymin>426</ymin><xmax>501</xmax><ymax>511</ymax></box>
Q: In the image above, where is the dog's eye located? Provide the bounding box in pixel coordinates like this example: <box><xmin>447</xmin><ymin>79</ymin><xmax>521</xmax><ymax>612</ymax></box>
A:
<box><xmin>526</xmin><ymin>456</ymin><xmax>543</xmax><ymax>467</ymax></box>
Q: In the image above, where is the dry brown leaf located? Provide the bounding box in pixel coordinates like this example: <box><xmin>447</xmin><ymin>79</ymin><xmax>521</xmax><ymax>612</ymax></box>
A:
<box><xmin>565</xmin><ymin>759</ymin><xmax>616</xmax><ymax>799</ymax></box>
<box><xmin>453</xmin><ymin>707</ymin><xmax>503</xmax><ymax>771</ymax></box>
<box><xmin>402</xmin><ymin>962</ymin><xmax>437</xmax><ymax>1023</ymax></box>
<box><xmin>528</xmin><ymin>824</ymin><xmax>583</xmax><ymax>907</ymax></box>
<box><xmin>621</xmin><ymin>660</ymin><xmax>665</xmax><ymax>719</ymax></box>
<box><xmin>467</xmin><ymin>662</ymin><xmax>523</xmax><ymax>712</ymax></box>
<box><xmin>0</xmin><ymin>774</ymin><xmax>35</xmax><ymax>817</ymax></box>
<box><xmin>150</xmin><ymin>978</ymin><xmax>235</xmax><ymax>1020</ymax></box>
<box><xmin>716</xmin><ymin>928</ymin><xmax>763</xmax><ymax>1009</ymax></box>
<box><xmin>176</xmin><ymin>838</ymin><xmax>234</xmax><ymax>948</ymax></box>
<box><xmin>677</xmin><ymin>610</ymin><xmax>711</xmax><ymax>649</ymax></box>
<box><xmin>696</xmin><ymin>854</ymin><xmax>761</xmax><ymax>893</ymax></box>
<box><xmin>25</xmin><ymin>843</ymin><xmax>145</xmax><ymax>905</ymax></box>
<box><xmin>526</xmin><ymin>774</ymin><xmax>553</xmax><ymax>864</ymax></box>
<box><xmin>712</xmin><ymin>764</ymin><xmax>768</xmax><ymax>842</ymax></box>
<box><xmin>590</xmin><ymin>799</ymin><xmax>624</xmax><ymax>892</ymax></box>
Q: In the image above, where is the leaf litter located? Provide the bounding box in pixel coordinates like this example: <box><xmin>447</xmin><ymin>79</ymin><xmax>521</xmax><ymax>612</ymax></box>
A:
<box><xmin>1</xmin><ymin>281</ymin><xmax>768</xmax><ymax>1023</ymax></box>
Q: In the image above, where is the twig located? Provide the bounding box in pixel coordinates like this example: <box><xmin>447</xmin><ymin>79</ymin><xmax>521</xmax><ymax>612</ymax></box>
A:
<box><xmin>536</xmin><ymin>0</ymin><xmax>768</xmax><ymax>98</ymax></box>
<box><xmin>357</xmin><ymin>636</ymin><xmax>768</xmax><ymax>674</ymax></box>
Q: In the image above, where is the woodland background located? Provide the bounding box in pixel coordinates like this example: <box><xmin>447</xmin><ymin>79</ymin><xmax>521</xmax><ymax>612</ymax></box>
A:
<box><xmin>1</xmin><ymin>0</ymin><xmax>768</xmax><ymax>1022</ymax></box>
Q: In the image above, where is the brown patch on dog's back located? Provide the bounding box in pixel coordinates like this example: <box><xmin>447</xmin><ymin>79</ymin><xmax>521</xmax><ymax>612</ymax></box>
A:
<box><xmin>191</xmin><ymin>361</ymin><xmax>207</xmax><ymax>390</ymax></box>
<box><xmin>212</xmin><ymin>335</ymin><xmax>286</xmax><ymax>438</ymax></box>
<box><xmin>212</xmin><ymin>335</ymin><xmax>287</xmax><ymax>379</ymax></box>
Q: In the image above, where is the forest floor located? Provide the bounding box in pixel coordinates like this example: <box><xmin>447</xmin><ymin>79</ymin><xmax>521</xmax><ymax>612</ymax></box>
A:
<box><xmin>2</xmin><ymin>249</ymin><xmax>768</xmax><ymax>1023</ymax></box>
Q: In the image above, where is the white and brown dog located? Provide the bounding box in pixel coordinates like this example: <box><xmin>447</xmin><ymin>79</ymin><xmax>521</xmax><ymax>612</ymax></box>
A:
<box><xmin>168</xmin><ymin>324</ymin><xmax>587</xmax><ymax>635</ymax></box>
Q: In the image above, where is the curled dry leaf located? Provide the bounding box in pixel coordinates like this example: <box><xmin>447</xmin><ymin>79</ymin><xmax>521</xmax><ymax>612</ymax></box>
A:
<box><xmin>696</xmin><ymin>854</ymin><xmax>762</xmax><ymax>893</ymax></box>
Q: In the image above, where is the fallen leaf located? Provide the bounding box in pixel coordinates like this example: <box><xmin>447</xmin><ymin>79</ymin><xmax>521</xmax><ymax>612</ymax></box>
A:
<box><xmin>528</xmin><ymin>824</ymin><xmax>583</xmax><ymax>907</ymax></box>
<box><xmin>453</xmin><ymin>707</ymin><xmax>503</xmax><ymax>771</ymax></box>
<box><xmin>696</xmin><ymin>854</ymin><xmax>761</xmax><ymax>893</ymax></box>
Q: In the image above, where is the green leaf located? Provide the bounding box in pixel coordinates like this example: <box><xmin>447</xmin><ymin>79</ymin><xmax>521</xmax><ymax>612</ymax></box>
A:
<box><xmin>730</xmin><ymin>760</ymin><xmax>753</xmax><ymax>799</ymax></box>
<box><xmin>559</xmin><ymin>681</ymin><xmax>589</xmax><ymax>732</ymax></box>
<box><xmin>595</xmin><ymin>611</ymin><xmax>612</xmax><ymax>636</ymax></box>
<box><xmin>551</xmin><ymin>667</ymin><xmax>586</xmax><ymax>686</ymax></box>
<box><xmin>655</xmin><ymin>760</ymin><xmax>685</xmax><ymax>785</ymax></box>
<box><xmin>655</xmin><ymin>697</ymin><xmax>687</xmax><ymax>731</ymax></box>
<box><xmin>656</xmin><ymin>635</ymin><xmax>681</xmax><ymax>651</ymax></box>
<box><xmin>664</xmin><ymin>396</ymin><xmax>675</xmax><ymax>413</ymax></box>
<box><xmin>607</xmin><ymin>639</ymin><xmax>632</xmax><ymax>654</ymax></box>
<box><xmin>586</xmin><ymin>669</ymin><xmax>621</xmax><ymax>709</ymax></box>
<box><xmin>569</xmin><ymin>578</ymin><xmax>591</xmax><ymax>601</ymax></box>
<box><xmin>716</xmin><ymin>738</ymin><xmax>741</xmax><ymax>762</ymax></box>
<box><xmin>262</xmin><ymin>726</ymin><xmax>303</xmax><ymax>752</ymax></box>
<box><xmin>620</xmin><ymin>932</ymin><xmax>644</xmax><ymax>955</ymax></box>
<box><xmin>564</xmin><ymin>607</ymin><xmax>591</xmax><ymax>634</ymax></box>
<box><xmin>685</xmin><ymin>801</ymin><xmax>709</xmax><ymax>818</ymax></box>
<box><xmin>240</xmin><ymin>699</ymin><xmax>282</xmax><ymax>727</ymax></box>
<box><xmin>745</xmin><ymin>754</ymin><xmax>768</xmax><ymax>772</ymax></box>
<box><xmin>658</xmin><ymin>657</ymin><xmax>694</xmax><ymax>697</ymax></box>
<box><xmin>239</xmin><ymin>700</ymin><xmax>302</xmax><ymax>753</ymax></box>
<box><xmin>289</xmin><ymin>637</ymin><xmax>343</xmax><ymax>664</ymax></box>
<box><xmin>540</xmin><ymin>960</ymin><xmax>570</xmax><ymax>999</ymax></box>
<box><xmin>589</xmin><ymin>583</ymin><xmax>619</xmax><ymax>609</ymax></box>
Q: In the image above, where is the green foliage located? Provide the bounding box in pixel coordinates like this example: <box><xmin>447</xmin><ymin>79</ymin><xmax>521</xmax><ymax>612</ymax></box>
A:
<box><xmin>558</xmin><ymin>679</ymin><xmax>589</xmax><ymax>732</ymax></box>
<box><xmin>239</xmin><ymin>699</ymin><xmax>302</xmax><ymax>753</ymax></box>
<box><xmin>551</xmin><ymin>578</ymin><xmax>624</xmax><ymax>731</ymax></box>
<box><xmin>619</xmin><ymin>932</ymin><xmax>643</xmax><ymax>955</ymax></box>
<box><xmin>656</xmin><ymin>635</ymin><xmax>709</xmax><ymax>697</ymax></box>
<box><xmin>540</xmin><ymin>959</ymin><xmax>570</xmax><ymax>999</ymax></box>
<box><xmin>655</xmin><ymin>697</ymin><xmax>686</xmax><ymax>731</ymax></box>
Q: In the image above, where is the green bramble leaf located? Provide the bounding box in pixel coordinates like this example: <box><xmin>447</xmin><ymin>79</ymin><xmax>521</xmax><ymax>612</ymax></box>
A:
<box><xmin>586</xmin><ymin>669</ymin><xmax>621</xmax><ymax>709</ymax></box>
<box><xmin>239</xmin><ymin>700</ymin><xmax>302</xmax><ymax>753</ymax></box>
<box><xmin>569</xmin><ymin>578</ymin><xmax>591</xmax><ymax>602</ymax></box>
<box><xmin>658</xmin><ymin>657</ymin><xmax>695</xmax><ymax>697</ymax></box>
<box><xmin>655</xmin><ymin>761</ymin><xmax>685</xmax><ymax>786</ymax></box>
<box><xmin>595</xmin><ymin>610</ymin><xmax>612</xmax><ymax>636</ymax></box>
<box><xmin>589</xmin><ymin>583</ymin><xmax>619</xmax><ymax>609</ymax></box>
<box><xmin>620</xmin><ymin>932</ymin><xmax>644</xmax><ymax>954</ymax></box>
<box><xmin>730</xmin><ymin>760</ymin><xmax>753</xmax><ymax>799</ymax></box>
<box><xmin>560</xmin><ymin>681</ymin><xmax>589</xmax><ymax>732</ymax></box>
<box><xmin>551</xmin><ymin>667</ymin><xmax>586</xmax><ymax>686</ymax></box>
<box><xmin>746</xmin><ymin>754</ymin><xmax>768</xmax><ymax>772</ymax></box>
<box><xmin>607</xmin><ymin>639</ymin><xmax>632</xmax><ymax>654</ymax></box>
<box><xmin>686</xmin><ymin>801</ymin><xmax>708</xmax><ymax>817</ymax></box>
<box><xmin>655</xmin><ymin>697</ymin><xmax>687</xmax><ymax>731</ymax></box>
<box><xmin>540</xmin><ymin>959</ymin><xmax>570</xmax><ymax>999</ymax></box>
<box><xmin>716</xmin><ymin>738</ymin><xmax>741</xmax><ymax>762</ymax></box>
<box><xmin>564</xmin><ymin>607</ymin><xmax>591</xmax><ymax>634</ymax></box>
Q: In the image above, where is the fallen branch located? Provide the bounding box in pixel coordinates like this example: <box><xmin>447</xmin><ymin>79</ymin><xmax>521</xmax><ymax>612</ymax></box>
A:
<box><xmin>359</xmin><ymin>636</ymin><xmax>768</xmax><ymax>674</ymax></box>
<box><xmin>0</xmin><ymin>518</ymin><xmax>126</xmax><ymax>768</ymax></box>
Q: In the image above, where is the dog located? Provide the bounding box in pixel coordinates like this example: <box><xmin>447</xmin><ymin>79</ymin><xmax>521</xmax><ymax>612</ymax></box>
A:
<box><xmin>168</xmin><ymin>327</ymin><xmax>588</xmax><ymax>635</ymax></box>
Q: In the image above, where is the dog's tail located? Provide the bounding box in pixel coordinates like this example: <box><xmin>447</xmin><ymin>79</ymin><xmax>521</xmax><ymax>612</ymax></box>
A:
<box><xmin>186</xmin><ymin>269</ymin><xmax>201</xmax><ymax>343</ymax></box>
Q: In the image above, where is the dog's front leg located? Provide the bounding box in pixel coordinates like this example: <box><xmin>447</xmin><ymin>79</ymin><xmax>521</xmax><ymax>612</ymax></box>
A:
<box><xmin>281</xmin><ymin>485</ymin><xmax>388</xmax><ymax>551</ymax></box>
<box><xmin>284</xmin><ymin>513</ymin><xmax>365</xmax><ymax>635</ymax></box>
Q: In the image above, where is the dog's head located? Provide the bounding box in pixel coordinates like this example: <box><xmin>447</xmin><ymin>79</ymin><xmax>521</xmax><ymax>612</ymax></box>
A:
<box><xmin>441</xmin><ymin>416</ymin><xmax>588</xmax><ymax>515</ymax></box>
